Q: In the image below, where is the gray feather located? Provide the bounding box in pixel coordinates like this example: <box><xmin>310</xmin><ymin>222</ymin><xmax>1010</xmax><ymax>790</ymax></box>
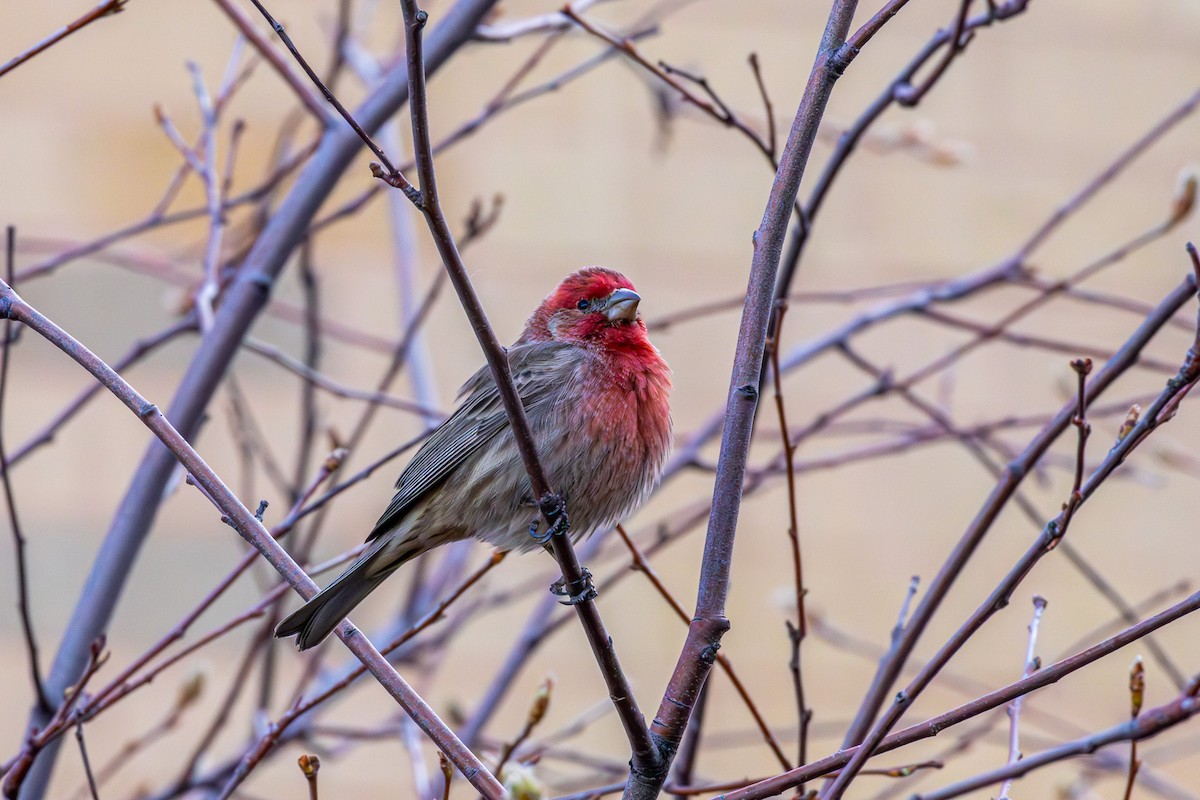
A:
<box><xmin>366</xmin><ymin>342</ymin><xmax>579</xmax><ymax>541</ymax></box>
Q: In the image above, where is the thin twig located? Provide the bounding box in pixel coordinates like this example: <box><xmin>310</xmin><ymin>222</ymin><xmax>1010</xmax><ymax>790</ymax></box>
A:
<box><xmin>494</xmin><ymin>677</ymin><xmax>553</xmax><ymax>776</ymax></box>
<box><xmin>186</xmin><ymin>61</ymin><xmax>226</xmax><ymax>332</ymax></box>
<box><xmin>1123</xmin><ymin>657</ymin><xmax>1145</xmax><ymax>800</ymax></box>
<box><xmin>747</xmin><ymin>53</ymin><xmax>776</xmax><ymax>161</ymax></box>
<box><xmin>913</xmin><ymin>683</ymin><xmax>1200</xmax><ymax>800</ymax></box>
<box><xmin>768</xmin><ymin>302</ymin><xmax>810</xmax><ymax>775</ymax></box>
<box><xmin>209</xmin><ymin>0</ymin><xmax>328</xmax><ymax>120</ymax></box>
<box><xmin>893</xmin><ymin>0</ymin><xmax>975</xmax><ymax>106</ymax></box>
<box><xmin>74</xmin><ymin>723</ymin><xmax>100</xmax><ymax>800</ymax></box>
<box><xmin>562</xmin><ymin>5</ymin><xmax>774</xmax><ymax>166</ymax></box>
<box><xmin>0</xmin><ymin>0</ymin><xmax>126</xmax><ymax>79</ymax></box>
<box><xmin>0</xmin><ymin>227</ymin><xmax>49</xmax><ymax>714</ymax></box>
<box><xmin>996</xmin><ymin>595</ymin><xmax>1047</xmax><ymax>800</ymax></box>
<box><xmin>614</xmin><ymin>525</ymin><xmax>791</xmax><ymax>771</ymax></box>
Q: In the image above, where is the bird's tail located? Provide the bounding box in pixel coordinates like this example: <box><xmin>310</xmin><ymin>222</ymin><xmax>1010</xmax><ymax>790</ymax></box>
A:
<box><xmin>275</xmin><ymin>539</ymin><xmax>418</xmax><ymax>650</ymax></box>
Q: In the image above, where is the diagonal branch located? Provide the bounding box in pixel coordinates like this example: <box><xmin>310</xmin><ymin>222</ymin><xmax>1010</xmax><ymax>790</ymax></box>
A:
<box><xmin>820</xmin><ymin>269</ymin><xmax>1200</xmax><ymax>797</ymax></box>
<box><xmin>0</xmin><ymin>280</ymin><xmax>506</xmax><ymax>799</ymax></box>
<box><xmin>0</xmin><ymin>0</ymin><xmax>126</xmax><ymax>80</ymax></box>
<box><xmin>17</xmin><ymin>3</ymin><xmax>499</xmax><ymax>798</ymax></box>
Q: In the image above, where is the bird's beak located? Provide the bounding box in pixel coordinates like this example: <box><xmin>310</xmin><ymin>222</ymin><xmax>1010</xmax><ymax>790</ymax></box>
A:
<box><xmin>604</xmin><ymin>288</ymin><xmax>641</xmax><ymax>323</ymax></box>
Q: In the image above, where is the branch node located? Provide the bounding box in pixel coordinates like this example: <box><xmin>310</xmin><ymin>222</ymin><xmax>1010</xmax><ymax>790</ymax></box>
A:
<box><xmin>829</xmin><ymin>43</ymin><xmax>858</xmax><ymax>76</ymax></box>
<box><xmin>136</xmin><ymin>401</ymin><xmax>158</xmax><ymax>419</ymax></box>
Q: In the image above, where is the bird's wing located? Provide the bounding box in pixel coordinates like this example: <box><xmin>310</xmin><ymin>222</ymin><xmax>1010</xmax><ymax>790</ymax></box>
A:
<box><xmin>365</xmin><ymin>341</ymin><xmax>580</xmax><ymax>540</ymax></box>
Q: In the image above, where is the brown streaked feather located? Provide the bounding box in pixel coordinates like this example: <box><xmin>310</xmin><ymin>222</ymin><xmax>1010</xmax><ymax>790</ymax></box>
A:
<box><xmin>365</xmin><ymin>341</ymin><xmax>581</xmax><ymax>541</ymax></box>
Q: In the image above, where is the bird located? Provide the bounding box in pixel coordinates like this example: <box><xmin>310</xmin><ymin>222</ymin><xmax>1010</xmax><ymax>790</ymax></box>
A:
<box><xmin>275</xmin><ymin>267</ymin><xmax>672</xmax><ymax>649</ymax></box>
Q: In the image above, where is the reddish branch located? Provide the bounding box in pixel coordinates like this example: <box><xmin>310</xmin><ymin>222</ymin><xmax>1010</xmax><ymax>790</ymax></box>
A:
<box><xmin>0</xmin><ymin>0</ymin><xmax>126</xmax><ymax>80</ymax></box>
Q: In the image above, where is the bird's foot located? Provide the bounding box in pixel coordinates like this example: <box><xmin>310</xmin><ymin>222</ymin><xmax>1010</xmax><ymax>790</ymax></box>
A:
<box><xmin>528</xmin><ymin>492</ymin><xmax>570</xmax><ymax>544</ymax></box>
<box><xmin>550</xmin><ymin>568</ymin><xmax>597</xmax><ymax>605</ymax></box>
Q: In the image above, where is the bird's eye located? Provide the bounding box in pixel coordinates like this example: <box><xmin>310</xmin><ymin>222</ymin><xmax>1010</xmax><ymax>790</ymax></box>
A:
<box><xmin>576</xmin><ymin>298</ymin><xmax>590</xmax><ymax>311</ymax></box>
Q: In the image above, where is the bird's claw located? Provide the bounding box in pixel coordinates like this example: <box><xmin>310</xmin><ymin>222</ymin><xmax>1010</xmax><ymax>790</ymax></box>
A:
<box><xmin>550</xmin><ymin>568</ymin><xmax>597</xmax><ymax>605</ymax></box>
<box><xmin>529</xmin><ymin>492</ymin><xmax>570</xmax><ymax>544</ymax></box>
<box><xmin>528</xmin><ymin>517</ymin><xmax>552</xmax><ymax>545</ymax></box>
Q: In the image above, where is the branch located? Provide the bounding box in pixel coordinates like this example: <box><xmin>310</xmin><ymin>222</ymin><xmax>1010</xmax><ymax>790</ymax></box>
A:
<box><xmin>18</xmin><ymin>3</ymin><xmax>499</xmax><ymax>797</ymax></box>
<box><xmin>628</xmin><ymin>0</ymin><xmax>867</xmax><ymax>797</ymax></box>
<box><xmin>0</xmin><ymin>280</ymin><xmax>506</xmax><ymax>799</ymax></box>
<box><xmin>827</xmin><ymin>88</ymin><xmax>1200</xmax><ymax>753</ymax></box>
<box><xmin>0</xmin><ymin>0</ymin><xmax>126</xmax><ymax>80</ymax></box>
<box><xmin>395</xmin><ymin>0</ymin><xmax>656</xmax><ymax>774</ymax></box>
<box><xmin>914</xmin><ymin>684</ymin><xmax>1200</xmax><ymax>800</ymax></box>
<box><xmin>996</xmin><ymin>595</ymin><xmax>1047</xmax><ymax>800</ymax></box>
<box><xmin>820</xmin><ymin>271</ymin><xmax>1200</xmax><ymax>796</ymax></box>
<box><xmin>1</xmin><ymin>228</ymin><xmax>49</xmax><ymax>714</ymax></box>
<box><xmin>715</xmin><ymin>271</ymin><xmax>1200</xmax><ymax>800</ymax></box>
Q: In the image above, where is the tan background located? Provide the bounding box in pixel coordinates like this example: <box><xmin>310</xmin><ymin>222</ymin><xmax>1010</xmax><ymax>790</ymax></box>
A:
<box><xmin>2</xmin><ymin>1</ymin><xmax>1200</xmax><ymax>798</ymax></box>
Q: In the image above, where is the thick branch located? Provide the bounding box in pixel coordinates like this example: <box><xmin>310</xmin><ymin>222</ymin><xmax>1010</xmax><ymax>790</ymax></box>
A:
<box><xmin>626</xmin><ymin>2</ymin><xmax>864</xmax><ymax>798</ymax></box>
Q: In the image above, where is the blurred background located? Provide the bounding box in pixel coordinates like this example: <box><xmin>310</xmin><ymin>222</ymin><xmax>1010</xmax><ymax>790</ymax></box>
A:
<box><xmin>2</xmin><ymin>1</ymin><xmax>1200</xmax><ymax>798</ymax></box>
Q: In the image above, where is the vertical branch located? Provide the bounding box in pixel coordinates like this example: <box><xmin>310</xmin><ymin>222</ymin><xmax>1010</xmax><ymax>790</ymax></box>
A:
<box><xmin>292</xmin><ymin>240</ymin><xmax>321</xmax><ymax>501</ymax></box>
<box><xmin>380</xmin><ymin>117</ymin><xmax>442</xmax><ymax>427</ymax></box>
<box><xmin>1</xmin><ymin>227</ymin><xmax>49</xmax><ymax>715</ymax></box>
<box><xmin>1122</xmin><ymin>657</ymin><xmax>1145</xmax><ymax>800</ymax></box>
<box><xmin>768</xmin><ymin>301</ymin><xmax>810</xmax><ymax>772</ymax></box>
<box><xmin>188</xmin><ymin>61</ymin><xmax>226</xmax><ymax>333</ymax></box>
<box><xmin>668</xmin><ymin>681</ymin><xmax>709</xmax><ymax>800</ymax></box>
<box><xmin>631</xmin><ymin>2</ymin><xmax>863</xmax><ymax>796</ymax></box>
<box><xmin>300</xmin><ymin>756</ymin><xmax>321</xmax><ymax>800</ymax></box>
<box><xmin>395</xmin><ymin>0</ymin><xmax>657</xmax><ymax>775</ymax></box>
<box><xmin>996</xmin><ymin>595</ymin><xmax>1046</xmax><ymax>800</ymax></box>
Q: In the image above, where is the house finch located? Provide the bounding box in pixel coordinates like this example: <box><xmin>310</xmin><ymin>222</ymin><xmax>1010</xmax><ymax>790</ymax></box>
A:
<box><xmin>276</xmin><ymin>267</ymin><xmax>672</xmax><ymax>649</ymax></box>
